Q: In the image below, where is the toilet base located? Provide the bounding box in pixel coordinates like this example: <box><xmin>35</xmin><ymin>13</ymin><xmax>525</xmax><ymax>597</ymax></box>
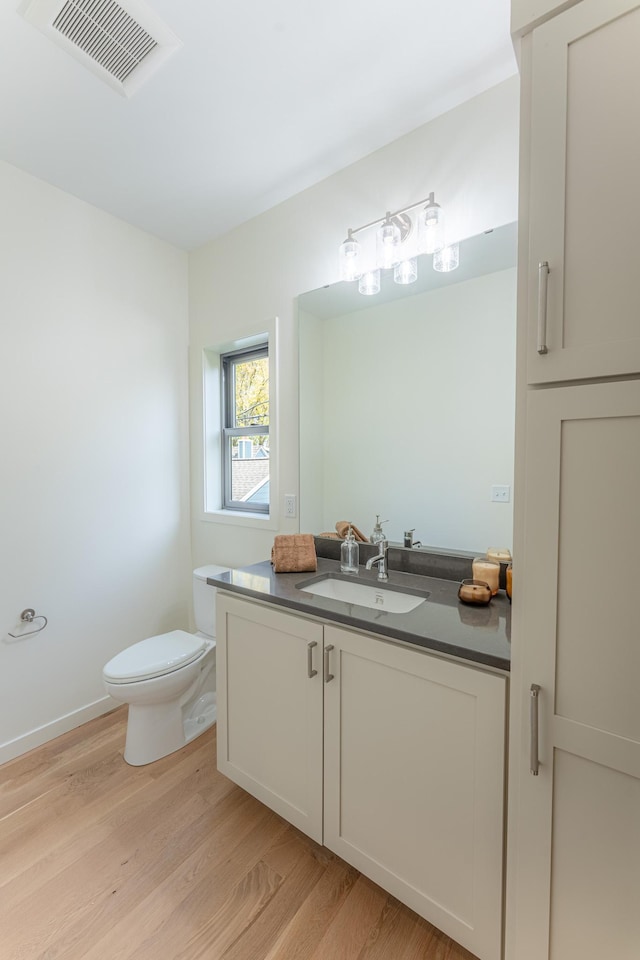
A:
<box><xmin>123</xmin><ymin>694</ymin><xmax>217</xmax><ymax>766</ymax></box>
<box><xmin>183</xmin><ymin>692</ymin><xmax>217</xmax><ymax>744</ymax></box>
<box><xmin>115</xmin><ymin>644</ymin><xmax>217</xmax><ymax>766</ymax></box>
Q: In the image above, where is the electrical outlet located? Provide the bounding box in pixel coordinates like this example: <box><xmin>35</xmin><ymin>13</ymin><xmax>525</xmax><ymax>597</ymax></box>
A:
<box><xmin>491</xmin><ymin>484</ymin><xmax>511</xmax><ymax>503</ymax></box>
<box><xmin>284</xmin><ymin>494</ymin><xmax>297</xmax><ymax>518</ymax></box>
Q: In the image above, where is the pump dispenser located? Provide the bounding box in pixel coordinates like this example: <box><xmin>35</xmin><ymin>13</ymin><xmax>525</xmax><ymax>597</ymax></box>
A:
<box><xmin>371</xmin><ymin>516</ymin><xmax>388</xmax><ymax>545</ymax></box>
<box><xmin>340</xmin><ymin>525</ymin><xmax>359</xmax><ymax>574</ymax></box>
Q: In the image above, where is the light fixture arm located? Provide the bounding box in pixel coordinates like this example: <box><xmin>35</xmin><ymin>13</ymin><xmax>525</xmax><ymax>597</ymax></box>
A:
<box><xmin>345</xmin><ymin>193</ymin><xmax>437</xmax><ymax>239</ymax></box>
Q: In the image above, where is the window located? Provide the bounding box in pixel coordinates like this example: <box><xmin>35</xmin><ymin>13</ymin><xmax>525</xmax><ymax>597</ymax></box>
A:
<box><xmin>220</xmin><ymin>344</ymin><xmax>269</xmax><ymax>513</ymax></box>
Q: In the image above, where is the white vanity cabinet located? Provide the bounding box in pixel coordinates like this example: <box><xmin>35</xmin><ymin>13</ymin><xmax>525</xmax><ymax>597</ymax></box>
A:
<box><xmin>323</xmin><ymin>624</ymin><xmax>506</xmax><ymax>960</ymax></box>
<box><xmin>524</xmin><ymin>0</ymin><xmax>640</xmax><ymax>383</ymax></box>
<box><xmin>216</xmin><ymin>592</ymin><xmax>507</xmax><ymax>960</ymax></box>
<box><xmin>216</xmin><ymin>594</ymin><xmax>324</xmax><ymax>843</ymax></box>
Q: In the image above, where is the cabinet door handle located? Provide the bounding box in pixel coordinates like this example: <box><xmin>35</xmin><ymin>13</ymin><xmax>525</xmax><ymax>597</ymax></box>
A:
<box><xmin>537</xmin><ymin>261</ymin><xmax>549</xmax><ymax>355</ymax></box>
<box><xmin>307</xmin><ymin>640</ymin><xmax>317</xmax><ymax>678</ymax></box>
<box><xmin>324</xmin><ymin>644</ymin><xmax>334</xmax><ymax>683</ymax></box>
<box><xmin>530</xmin><ymin>683</ymin><xmax>541</xmax><ymax>775</ymax></box>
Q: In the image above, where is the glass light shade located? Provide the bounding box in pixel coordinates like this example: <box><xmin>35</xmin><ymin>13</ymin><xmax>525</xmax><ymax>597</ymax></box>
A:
<box><xmin>376</xmin><ymin>218</ymin><xmax>401</xmax><ymax>269</ymax></box>
<box><xmin>338</xmin><ymin>236</ymin><xmax>361</xmax><ymax>281</ymax></box>
<box><xmin>394</xmin><ymin>258</ymin><xmax>417</xmax><ymax>285</ymax></box>
<box><xmin>420</xmin><ymin>198</ymin><xmax>445</xmax><ymax>254</ymax></box>
<box><xmin>433</xmin><ymin>242</ymin><xmax>460</xmax><ymax>273</ymax></box>
<box><xmin>358</xmin><ymin>269</ymin><xmax>381</xmax><ymax>296</ymax></box>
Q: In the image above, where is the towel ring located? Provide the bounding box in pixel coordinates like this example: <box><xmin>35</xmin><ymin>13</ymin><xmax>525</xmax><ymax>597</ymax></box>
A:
<box><xmin>8</xmin><ymin>608</ymin><xmax>48</xmax><ymax>638</ymax></box>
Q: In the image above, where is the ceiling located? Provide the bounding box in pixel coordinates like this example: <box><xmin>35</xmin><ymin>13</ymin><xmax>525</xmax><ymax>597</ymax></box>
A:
<box><xmin>0</xmin><ymin>0</ymin><xmax>517</xmax><ymax>250</ymax></box>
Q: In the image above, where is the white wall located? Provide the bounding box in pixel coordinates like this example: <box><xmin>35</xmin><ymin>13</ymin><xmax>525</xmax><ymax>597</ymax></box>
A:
<box><xmin>189</xmin><ymin>77</ymin><xmax>520</xmax><ymax>569</ymax></box>
<box><xmin>0</xmin><ymin>160</ymin><xmax>191</xmax><ymax>762</ymax></box>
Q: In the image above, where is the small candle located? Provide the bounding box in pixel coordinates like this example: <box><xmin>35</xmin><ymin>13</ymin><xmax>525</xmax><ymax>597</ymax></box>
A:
<box><xmin>506</xmin><ymin>563</ymin><xmax>513</xmax><ymax>601</ymax></box>
<box><xmin>472</xmin><ymin>557</ymin><xmax>500</xmax><ymax>596</ymax></box>
<box><xmin>458</xmin><ymin>579</ymin><xmax>492</xmax><ymax>605</ymax></box>
<box><xmin>486</xmin><ymin>548</ymin><xmax>512</xmax><ymax>563</ymax></box>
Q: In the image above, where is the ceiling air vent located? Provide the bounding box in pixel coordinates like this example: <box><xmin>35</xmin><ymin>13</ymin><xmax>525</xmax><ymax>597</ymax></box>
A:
<box><xmin>19</xmin><ymin>0</ymin><xmax>182</xmax><ymax>97</ymax></box>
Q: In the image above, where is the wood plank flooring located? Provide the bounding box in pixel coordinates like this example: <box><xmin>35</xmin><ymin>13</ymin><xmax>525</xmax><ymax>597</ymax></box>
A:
<box><xmin>0</xmin><ymin>709</ymin><xmax>479</xmax><ymax>960</ymax></box>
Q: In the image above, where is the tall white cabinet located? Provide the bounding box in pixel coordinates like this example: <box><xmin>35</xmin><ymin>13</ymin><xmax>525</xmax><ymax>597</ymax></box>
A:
<box><xmin>508</xmin><ymin>2</ymin><xmax>640</xmax><ymax>957</ymax></box>
<box><xmin>524</xmin><ymin>0</ymin><xmax>640</xmax><ymax>384</ymax></box>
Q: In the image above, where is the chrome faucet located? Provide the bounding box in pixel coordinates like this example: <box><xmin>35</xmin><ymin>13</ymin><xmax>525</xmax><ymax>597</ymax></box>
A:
<box><xmin>403</xmin><ymin>529</ymin><xmax>422</xmax><ymax>549</ymax></box>
<box><xmin>365</xmin><ymin>539</ymin><xmax>389</xmax><ymax>581</ymax></box>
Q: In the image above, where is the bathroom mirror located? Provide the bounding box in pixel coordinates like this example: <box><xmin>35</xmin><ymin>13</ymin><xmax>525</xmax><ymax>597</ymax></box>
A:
<box><xmin>298</xmin><ymin>222</ymin><xmax>517</xmax><ymax>553</ymax></box>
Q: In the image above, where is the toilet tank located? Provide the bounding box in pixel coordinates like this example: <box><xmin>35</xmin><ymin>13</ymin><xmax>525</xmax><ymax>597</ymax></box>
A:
<box><xmin>193</xmin><ymin>565</ymin><xmax>231</xmax><ymax>638</ymax></box>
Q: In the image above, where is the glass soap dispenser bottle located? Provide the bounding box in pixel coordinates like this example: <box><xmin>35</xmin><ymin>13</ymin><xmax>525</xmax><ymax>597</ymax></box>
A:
<box><xmin>371</xmin><ymin>515</ymin><xmax>388</xmax><ymax>545</ymax></box>
<box><xmin>341</xmin><ymin>525</ymin><xmax>359</xmax><ymax>574</ymax></box>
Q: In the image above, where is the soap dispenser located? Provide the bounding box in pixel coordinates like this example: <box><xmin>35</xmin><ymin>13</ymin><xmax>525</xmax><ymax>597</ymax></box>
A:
<box><xmin>341</xmin><ymin>525</ymin><xmax>359</xmax><ymax>574</ymax></box>
<box><xmin>371</xmin><ymin>515</ymin><xmax>388</xmax><ymax>545</ymax></box>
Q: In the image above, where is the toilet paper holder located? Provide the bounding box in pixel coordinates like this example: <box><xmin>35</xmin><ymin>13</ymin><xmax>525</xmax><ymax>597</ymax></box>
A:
<box><xmin>8</xmin><ymin>608</ymin><xmax>48</xmax><ymax>638</ymax></box>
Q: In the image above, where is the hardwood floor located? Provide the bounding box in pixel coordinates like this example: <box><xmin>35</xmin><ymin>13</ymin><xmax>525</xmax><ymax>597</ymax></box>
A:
<box><xmin>0</xmin><ymin>709</ymin><xmax>478</xmax><ymax>960</ymax></box>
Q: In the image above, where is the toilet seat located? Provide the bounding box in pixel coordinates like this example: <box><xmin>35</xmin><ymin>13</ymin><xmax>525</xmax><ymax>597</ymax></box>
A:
<box><xmin>103</xmin><ymin>630</ymin><xmax>207</xmax><ymax>683</ymax></box>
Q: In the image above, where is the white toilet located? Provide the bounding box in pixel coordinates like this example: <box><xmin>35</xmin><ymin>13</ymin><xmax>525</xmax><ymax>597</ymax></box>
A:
<box><xmin>103</xmin><ymin>565</ymin><xmax>229</xmax><ymax>766</ymax></box>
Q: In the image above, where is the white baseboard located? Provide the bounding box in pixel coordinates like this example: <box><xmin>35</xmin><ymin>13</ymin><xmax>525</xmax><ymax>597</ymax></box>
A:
<box><xmin>0</xmin><ymin>696</ymin><xmax>119</xmax><ymax>766</ymax></box>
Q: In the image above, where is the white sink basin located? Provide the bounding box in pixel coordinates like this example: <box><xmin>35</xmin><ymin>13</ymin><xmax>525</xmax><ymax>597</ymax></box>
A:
<box><xmin>298</xmin><ymin>576</ymin><xmax>427</xmax><ymax>614</ymax></box>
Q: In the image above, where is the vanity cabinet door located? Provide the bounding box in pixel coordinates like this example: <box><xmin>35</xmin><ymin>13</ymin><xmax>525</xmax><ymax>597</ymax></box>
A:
<box><xmin>508</xmin><ymin>381</ymin><xmax>640</xmax><ymax>960</ymax></box>
<box><xmin>216</xmin><ymin>593</ymin><xmax>324</xmax><ymax>843</ymax></box>
<box><xmin>525</xmin><ymin>0</ymin><xmax>640</xmax><ymax>383</ymax></box>
<box><xmin>323</xmin><ymin>625</ymin><xmax>507</xmax><ymax>960</ymax></box>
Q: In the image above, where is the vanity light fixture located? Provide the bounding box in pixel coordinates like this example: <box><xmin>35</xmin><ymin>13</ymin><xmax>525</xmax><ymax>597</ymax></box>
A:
<box><xmin>433</xmin><ymin>242</ymin><xmax>460</xmax><ymax>273</ymax></box>
<box><xmin>338</xmin><ymin>192</ymin><xmax>459</xmax><ymax>294</ymax></box>
<box><xmin>394</xmin><ymin>258</ymin><xmax>417</xmax><ymax>285</ymax></box>
<box><xmin>420</xmin><ymin>193</ymin><xmax>445</xmax><ymax>254</ymax></box>
<box><xmin>339</xmin><ymin>231</ymin><xmax>361</xmax><ymax>282</ymax></box>
<box><xmin>376</xmin><ymin>214</ymin><xmax>402</xmax><ymax>269</ymax></box>
<box><xmin>359</xmin><ymin>269</ymin><xmax>381</xmax><ymax>296</ymax></box>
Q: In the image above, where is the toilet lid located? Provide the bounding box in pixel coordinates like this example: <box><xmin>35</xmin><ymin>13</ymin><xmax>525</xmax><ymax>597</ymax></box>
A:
<box><xmin>103</xmin><ymin>630</ymin><xmax>207</xmax><ymax>683</ymax></box>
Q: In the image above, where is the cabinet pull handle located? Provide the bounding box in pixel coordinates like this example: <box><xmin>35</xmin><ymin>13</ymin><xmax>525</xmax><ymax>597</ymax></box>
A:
<box><xmin>537</xmin><ymin>261</ymin><xmax>549</xmax><ymax>355</ymax></box>
<box><xmin>307</xmin><ymin>640</ymin><xmax>317</xmax><ymax>678</ymax></box>
<box><xmin>530</xmin><ymin>683</ymin><xmax>541</xmax><ymax>775</ymax></box>
<box><xmin>324</xmin><ymin>644</ymin><xmax>334</xmax><ymax>683</ymax></box>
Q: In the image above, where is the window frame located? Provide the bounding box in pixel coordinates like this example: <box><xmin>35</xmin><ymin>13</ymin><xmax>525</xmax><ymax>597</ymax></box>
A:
<box><xmin>220</xmin><ymin>343</ymin><xmax>270</xmax><ymax>514</ymax></box>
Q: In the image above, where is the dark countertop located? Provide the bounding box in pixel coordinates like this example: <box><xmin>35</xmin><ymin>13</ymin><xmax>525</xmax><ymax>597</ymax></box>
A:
<box><xmin>208</xmin><ymin>558</ymin><xmax>511</xmax><ymax>673</ymax></box>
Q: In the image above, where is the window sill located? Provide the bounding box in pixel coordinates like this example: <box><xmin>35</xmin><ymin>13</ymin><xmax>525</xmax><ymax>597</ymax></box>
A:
<box><xmin>202</xmin><ymin>509</ymin><xmax>278</xmax><ymax>531</ymax></box>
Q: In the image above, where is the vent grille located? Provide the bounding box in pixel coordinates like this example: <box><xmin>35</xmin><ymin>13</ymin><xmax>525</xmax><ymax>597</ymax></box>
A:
<box><xmin>20</xmin><ymin>0</ymin><xmax>182</xmax><ymax>97</ymax></box>
<box><xmin>52</xmin><ymin>0</ymin><xmax>157</xmax><ymax>83</ymax></box>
